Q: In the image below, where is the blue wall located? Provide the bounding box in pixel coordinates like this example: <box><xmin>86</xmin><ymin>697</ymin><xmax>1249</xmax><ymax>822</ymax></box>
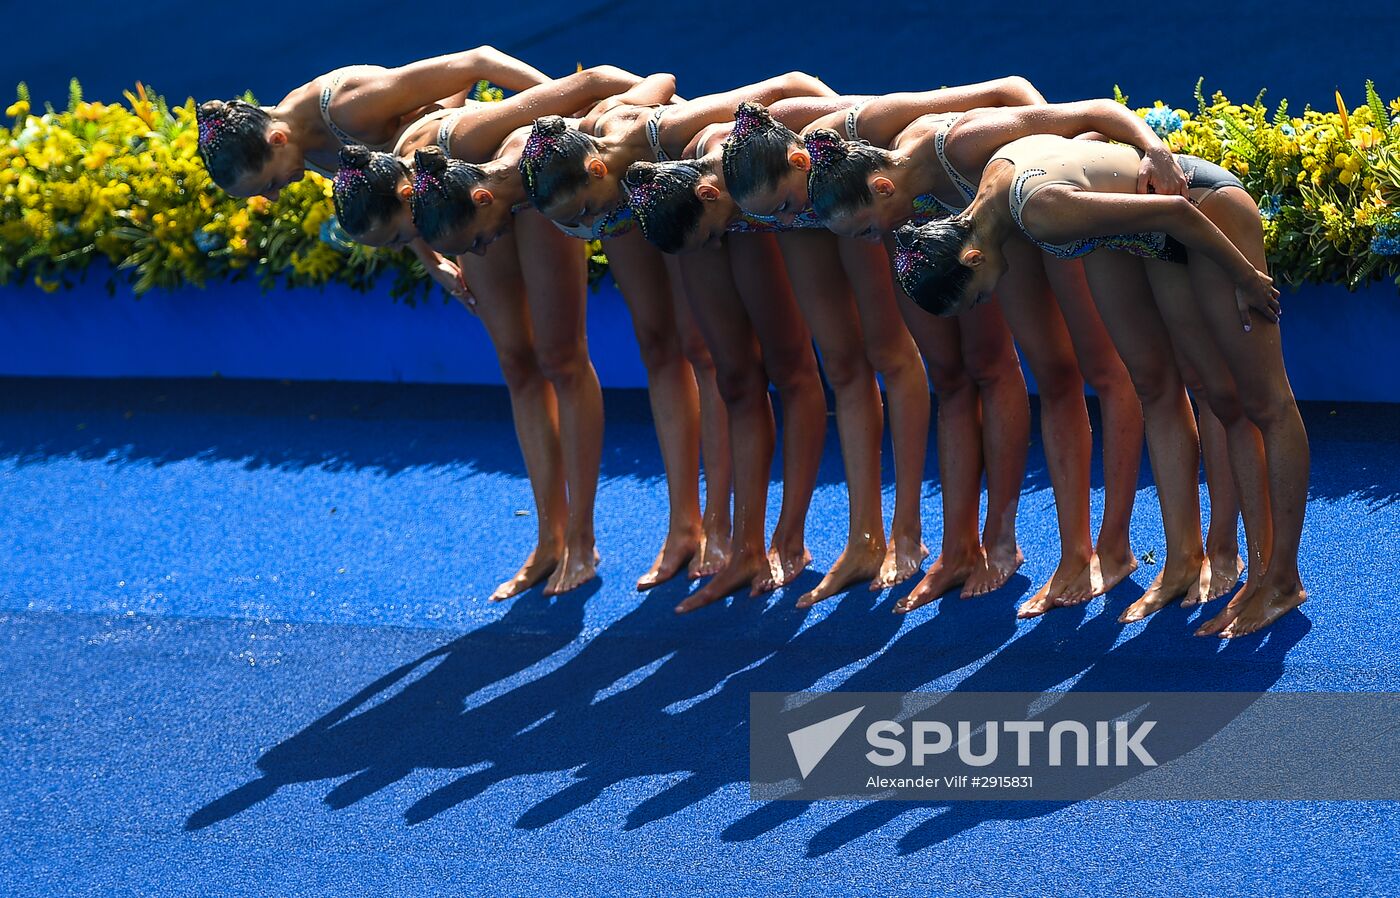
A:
<box><xmin>3</xmin><ymin>274</ymin><xmax>1398</xmax><ymax>403</ymax></box>
<box><xmin>5</xmin><ymin>1</ymin><xmax>1398</xmax><ymax>111</ymax></box>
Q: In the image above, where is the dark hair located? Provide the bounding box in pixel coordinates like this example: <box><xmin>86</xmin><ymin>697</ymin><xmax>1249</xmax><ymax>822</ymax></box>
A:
<box><xmin>408</xmin><ymin>146</ymin><xmax>489</xmax><ymax>244</ymax></box>
<box><xmin>331</xmin><ymin>145</ymin><xmax>409</xmax><ymax>237</ymax></box>
<box><xmin>892</xmin><ymin>219</ymin><xmax>976</xmax><ymax>316</ymax></box>
<box><xmin>721</xmin><ymin>102</ymin><xmax>800</xmax><ymax>203</ymax></box>
<box><xmin>519</xmin><ymin>115</ymin><xmax>598</xmax><ymax>212</ymax></box>
<box><xmin>195</xmin><ymin>99</ymin><xmax>273</xmax><ymax>188</ymax></box>
<box><xmin>624</xmin><ymin>160</ymin><xmax>712</xmax><ymax>254</ymax></box>
<box><xmin>804</xmin><ymin>128</ymin><xmax>893</xmax><ymax>221</ymax></box>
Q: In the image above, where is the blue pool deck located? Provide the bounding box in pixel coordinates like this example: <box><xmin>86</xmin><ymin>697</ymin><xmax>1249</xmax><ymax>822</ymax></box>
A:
<box><xmin>1</xmin><ymin>377</ymin><xmax>1396</xmax><ymax>897</ymax></box>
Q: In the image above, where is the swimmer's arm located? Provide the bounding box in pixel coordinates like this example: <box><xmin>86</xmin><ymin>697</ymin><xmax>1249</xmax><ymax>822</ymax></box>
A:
<box><xmin>1031</xmin><ymin>188</ymin><xmax>1279</xmax><ymax>325</ymax></box>
<box><xmin>843</xmin><ymin>77</ymin><xmax>1044</xmax><ymax>148</ymax></box>
<box><xmin>448</xmin><ymin>67</ymin><xmax>647</xmax><ymax>159</ymax></box>
<box><xmin>659</xmin><ymin>72</ymin><xmax>838</xmax><ymax>148</ymax></box>
<box><xmin>801</xmin><ymin>109</ymin><xmax>849</xmax><ymax>135</ymax></box>
<box><xmin>438</xmin><ymin>46</ymin><xmax>552</xmax><ymax>93</ymax></box>
<box><xmin>340</xmin><ymin>49</ymin><xmax>551</xmax><ymax>130</ymax></box>
<box><xmin>768</xmin><ymin>95</ymin><xmax>875</xmax><ymax>133</ymax></box>
<box><xmin>576</xmin><ymin>73</ymin><xmax>679</xmax><ymax>133</ymax></box>
<box><xmin>948</xmin><ymin>100</ymin><xmax>1186</xmax><ymax>196</ymax></box>
<box><xmin>612</xmin><ymin>73</ymin><xmax>678</xmax><ymax>107</ymax></box>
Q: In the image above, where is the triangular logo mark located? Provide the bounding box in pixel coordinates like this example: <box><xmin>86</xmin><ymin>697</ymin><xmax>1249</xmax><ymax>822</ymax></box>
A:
<box><xmin>787</xmin><ymin>706</ymin><xmax>864</xmax><ymax>779</ymax></box>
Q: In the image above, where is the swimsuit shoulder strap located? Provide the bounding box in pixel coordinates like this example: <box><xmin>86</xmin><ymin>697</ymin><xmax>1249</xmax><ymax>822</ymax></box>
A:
<box><xmin>692</xmin><ymin>123</ymin><xmax>728</xmax><ymax>158</ymax></box>
<box><xmin>319</xmin><ymin>66</ymin><xmax>377</xmax><ymax>147</ymax></box>
<box><xmin>933</xmin><ymin>114</ymin><xmax>979</xmax><ymax>205</ymax></box>
<box><xmin>844</xmin><ymin>101</ymin><xmax>868</xmax><ymax>141</ymax></box>
<box><xmin>646</xmin><ymin>106</ymin><xmax>671</xmax><ymax>162</ymax></box>
<box><xmin>386</xmin><ymin>107</ymin><xmax>454</xmax><ymax>158</ymax></box>
<box><xmin>437</xmin><ymin>109</ymin><xmax>466</xmax><ymax>155</ymax></box>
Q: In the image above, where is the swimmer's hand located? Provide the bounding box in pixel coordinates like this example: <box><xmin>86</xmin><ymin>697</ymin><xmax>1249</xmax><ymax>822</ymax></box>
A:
<box><xmin>429</xmin><ymin>256</ymin><xmax>475</xmax><ymax>310</ymax></box>
<box><xmin>1234</xmin><ymin>268</ymin><xmax>1281</xmax><ymax>331</ymax></box>
<box><xmin>1138</xmin><ymin>148</ymin><xmax>1189</xmax><ymax>198</ymax></box>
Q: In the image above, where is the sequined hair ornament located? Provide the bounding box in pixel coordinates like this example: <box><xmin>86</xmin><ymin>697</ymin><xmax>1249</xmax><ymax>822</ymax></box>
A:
<box><xmin>197</xmin><ymin>113</ymin><xmax>226</xmax><ymax>152</ymax></box>
<box><xmin>802</xmin><ymin>130</ymin><xmax>849</xmax><ymax>171</ymax></box>
<box><xmin>412</xmin><ymin>166</ymin><xmax>442</xmax><ymax>196</ymax></box>
<box><xmin>624</xmin><ymin>162</ymin><xmax>700</xmax><ymax>231</ymax></box>
<box><xmin>892</xmin><ymin>226</ymin><xmax>930</xmax><ymax>295</ymax></box>
<box><xmin>519</xmin><ymin>118</ymin><xmax>566</xmax><ymax>193</ymax></box>
<box><xmin>721</xmin><ymin>103</ymin><xmax>772</xmax><ymax>157</ymax></box>
<box><xmin>332</xmin><ymin>164</ymin><xmax>369</xmax><ymax>193</ymax></box>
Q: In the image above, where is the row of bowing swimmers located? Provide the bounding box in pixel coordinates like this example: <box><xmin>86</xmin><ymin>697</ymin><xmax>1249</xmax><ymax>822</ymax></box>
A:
<box><xmin>193</xmin><ymin>48</ymin><xmax>1308</xmax><ymax>638</ymax></box>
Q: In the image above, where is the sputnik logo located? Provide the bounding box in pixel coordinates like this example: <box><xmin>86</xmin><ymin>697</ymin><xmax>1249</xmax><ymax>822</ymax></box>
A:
<box><xmin>787</xmin><ymin>706</ymin><xmax>865</xmax><ymax>779</ymax></box>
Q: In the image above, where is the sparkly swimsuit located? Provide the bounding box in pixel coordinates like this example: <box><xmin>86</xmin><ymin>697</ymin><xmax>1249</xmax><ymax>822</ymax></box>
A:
<box><xmin>553</xmin><ymin>206</ymin><xmax>637</xmax><ymax>240</ymax></box>
<box><xmin>1006</xmin><ymin>156</ymin><xmax>1241</xmax><ymax>263</ymax></box>
<box><xmin>1008</xmin><ymin>168</ymin><xmax>1178</xmax><ymax>261</ymax></box>
<box><xmin>998</xmin><ymin>134</ymin><xmax>1204</xmax><ymax>263</ymax></box>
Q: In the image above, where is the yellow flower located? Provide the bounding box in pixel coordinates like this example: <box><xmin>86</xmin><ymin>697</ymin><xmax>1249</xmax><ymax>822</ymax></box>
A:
<box><xmin>1353</xmin><ymin>128</ymin><xmax>1382</xmax><ymax>150</ymax></box>
<box><xmin>83</xmin><ymin>141</ymin><xmax>117</xmax><ymax>170</ymax></box>
<box><xmin>33</xmin><ymin>275</ymin><xmax>60</xmax><ymax>293</ymax></box>
<box><xmin>301</xmin><ymin>202</ymin><xmax>330</xmax><ymax>237</ymax></box>
<box><xmin>1335</xmin><ymin>153</ymin><xmax>1361</xmax><ymax>172</ymax></box>
<box><xmin>5</xmin><ymin>100</ymin><xmax>28</xmax><ymax>118</ymax></box>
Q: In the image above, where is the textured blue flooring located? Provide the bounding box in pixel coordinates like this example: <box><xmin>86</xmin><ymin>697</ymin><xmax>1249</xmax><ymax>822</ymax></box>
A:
<box><xmin>1</xmin><ymin>377</ymin><xmax>1397</xmax><ymax>897</ymax></box>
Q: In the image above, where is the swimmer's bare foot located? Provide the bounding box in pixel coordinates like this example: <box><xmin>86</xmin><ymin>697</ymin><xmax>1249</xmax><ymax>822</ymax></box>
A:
<box><xmin>1019</xmin><ymin>554</ymin><xmax>1099</xmax><ymax>618</ymax></box>
<box><xmin>962</xmin><ymin>533</ymin><xmax>1024</xmax><ymax>599</ymax></box>
<box><xmin>490</xmin><ymin>545</ymin><xmax>559</xmax><ymax>602</ymax></box>
<box><xmin>1194</xmin><ymin>578</ymin><xmax>1253</xmax><ymax>636</ymax></box>
<box><xmin>1117</xmin><ymin>556</ymin><xmax>1206</xmax><ymax>623</ymax></box>
<box><xmin>1220</xmin><ymin>581</ymin><xmax>1306</xmax><ymax>638</ymax></box>
<box><xmin>753</xmin><ymin>542</ymin><xmax>812</xmax><ymax>595</ymax></box>
<box><xmin>1094</xmin><ymin>545</ymin><xmax>1139</xmax><ymax>596</ymax></box>
<box><xmin>1198</xmin><ymin>549</ymin><xmax>1245</xmax><ymax>603</ymax></box>
<box><xmin>871</xmin><ymin>531</ymin><xmax>929</xmax><ymax>591</ymax></box>
<box><xmin>895</xmin><ymin>548</ymin><xmax>981</xmax><ymax>614</ymax></box>
<box><xmin>544</xmin><ymin>542</ymin><xmax>599</xmax><ymax>596</ymax></box>
<box><xmin>675</xmin><ymin>547</ymin><xmax>768</xmax><ymax>614</ymax></box>
<box><xmin>636</xmin><ymin>529</ymin><xmax>699</xmax><ymax>591</ymax></box>
<box><xmin>689</xmin><ymin>518</ymin><xmax>732</xmax><ymax>579</ymax></box>
<box><xmin>798</xmin><ymin>537</ymin><xmax>885</xmax><ymax>609</ymax></box>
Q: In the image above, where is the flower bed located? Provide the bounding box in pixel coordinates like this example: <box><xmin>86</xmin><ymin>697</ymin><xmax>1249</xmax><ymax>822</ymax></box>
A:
<box><xmin>0</xmin><ymin>79</ymin><xmax>609</xmax><ymax>301</ymax></box>
<box><xmin>2</xmin><ymin>79</ymin><xmax>1399</xmax><ymax>401</ymax></box>
<box><xmin>2</xmin><ymin>79</ymin><xmax>1399</xmax><ymax>301</ymax></box>
<box><xmin>1125</xmin><ymin>80</ymin><xmax>1400</xmax><ymax>287</ymax></box>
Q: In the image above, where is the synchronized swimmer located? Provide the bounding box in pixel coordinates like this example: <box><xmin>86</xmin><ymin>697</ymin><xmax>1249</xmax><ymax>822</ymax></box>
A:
<box><xmin>194</xmin><ymin>49</ymin><xmax>1308</xmax><ymax>638</ymax></box>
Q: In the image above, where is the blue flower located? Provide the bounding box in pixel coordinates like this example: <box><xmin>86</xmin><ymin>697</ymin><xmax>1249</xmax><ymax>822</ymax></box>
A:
<box><xmin>193</xmin><ymin>227</ymin><xmax>225</xmax><ymax>253</ymax></box>
<box><xmin>1144</xmin><ymin>107</ymin><xmax>1184</xmax><ymax>138</ymax></box>
<box><xmin>1371</xmin><ymin>231</ymin><xmax>1400</xmax><ymax>256</ymax></box>
<box><xmin>1280</xmin><ymin>123</ymin><xmax>1297</xmax><ymax>136</ymax></box>
<box><xmin>1259</xmin><ymin>194</ymin><xmax>1282</xmax><ymax>221</ymax></box>
<box><xmin>319</xmin><ymin>216</ymin><xmax>355</xmax><ymax>253</ymax></box>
